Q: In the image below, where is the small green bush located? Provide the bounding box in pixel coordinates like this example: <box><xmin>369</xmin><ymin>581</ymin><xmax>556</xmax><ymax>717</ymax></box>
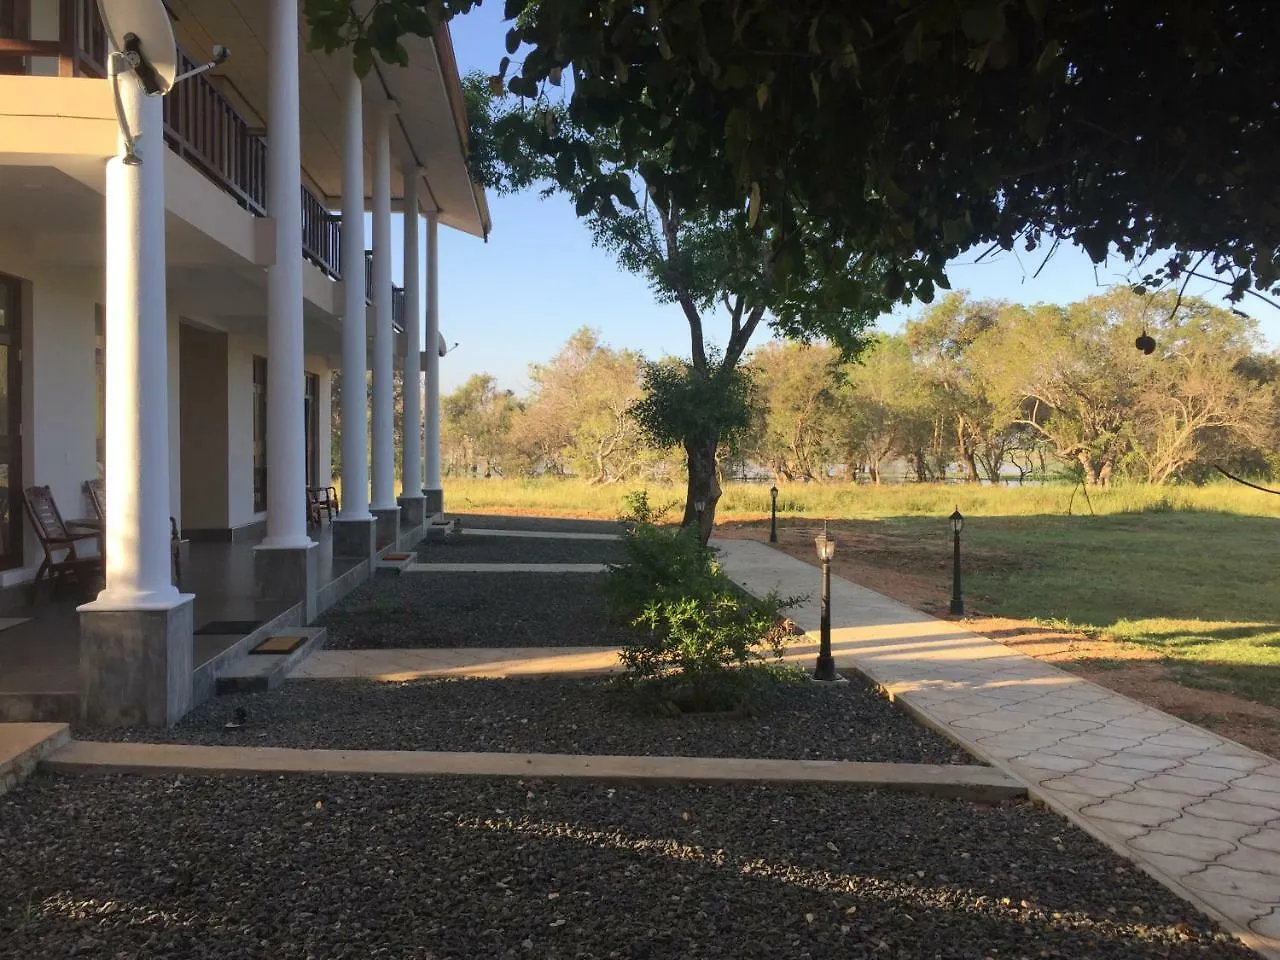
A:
<box><xmin>605</xmin><ymin>494</ymin><xmax>802</xmax><ymax>711</ymax></box>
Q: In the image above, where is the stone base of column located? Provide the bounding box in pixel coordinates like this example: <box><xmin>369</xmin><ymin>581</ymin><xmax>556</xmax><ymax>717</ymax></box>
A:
<box><xmin>424</xmin><ymin>488</ymin><xmax>444</xmax><ymax>516</ymax></box>
<box><xmin>398</xmin><ymin>495</ymin><xmax>427</xmax><ymax>530</ymax></box>
<box><xmin>79</xmin><ymin>596</ymin><xmax>195</xmax><ymax>727</ymax></box>
<box><xmin>372</xmin><ymin>506</ymin><xmax>401</xmax><ymax>550</ymax></box>
<box><xmin>254</xmin><ymin>543</ymin><xmax>318</xmax><ymax>624</ymax></box>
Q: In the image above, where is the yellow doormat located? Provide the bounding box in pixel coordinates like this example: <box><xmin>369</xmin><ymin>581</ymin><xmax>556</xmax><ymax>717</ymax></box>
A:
<box><xmin>249</xmin><ymin>634</ymin><xmax>308</xmax><ymax>655</ymax></box>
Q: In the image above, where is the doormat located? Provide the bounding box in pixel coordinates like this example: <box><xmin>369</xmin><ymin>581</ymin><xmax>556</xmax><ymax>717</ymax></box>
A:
<box><xmin>250</xmin><ymin>633</ymin><xmax>308</xmax><ymax>655</ymax></box>
<box><xmin>194</xmin><ymin>620</ymin><xmax>263</xmax><ymax>636</ymax></box>
<box><xmin>0</xmin><ymin>617</ymin><xmax>31</xmax><ymax>633</ymax></box>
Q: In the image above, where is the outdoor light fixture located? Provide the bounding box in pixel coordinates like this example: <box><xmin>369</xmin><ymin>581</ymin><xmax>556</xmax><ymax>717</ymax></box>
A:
<box><xmin>949</xmin><ymin>508</ymin><xmax>965</xmax><ymax>616</ymax></box>
<box><xmin>813</xmin><ymin>521</ymin><xmax>839</xmax><ymax>681</ymax></box>
<box><xmin>769</xmin><ymin>485</ymin><xmax>779</xmax><ymax>543</ymax></box>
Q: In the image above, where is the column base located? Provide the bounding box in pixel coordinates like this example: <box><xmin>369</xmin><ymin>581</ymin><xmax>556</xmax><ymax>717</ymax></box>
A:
<box><xmin>372</xmin><ymin>506</ymin><xmax>401</xmax><ymax>551</ymax></box>
<box><xmin>424</xmin><ymin>488</ymin><xmax>444</xmax><ymax>516</ymax></box>
<box><xmin>79</xmin><ymin>595</ymin><xmax>195</xmax><ymax>727</ymax></box>
<box><xmin>254</xmin><ymin>543</ymin><xmax>319</xmax><ymax>623</ymax></box>
<box><xmin>398</xmin><ymin>495</ymin><xmax>427</xmax><ymax>529</ymax></box>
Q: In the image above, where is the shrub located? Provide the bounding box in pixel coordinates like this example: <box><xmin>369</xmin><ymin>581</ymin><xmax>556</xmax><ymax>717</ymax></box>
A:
<box><xmin>605</xmin><ymin>493</ymin><xmax>803</xmax><ymax>711</ymax></box>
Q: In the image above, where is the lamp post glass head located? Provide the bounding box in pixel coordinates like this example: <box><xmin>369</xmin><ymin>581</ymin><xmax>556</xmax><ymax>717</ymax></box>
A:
<box><xmin>815</xmin><ymin>521</ymin><xmax>836</xmax><ymax>561</ymax></box>
<box><xmin>770</xmin><ymin>485</ymin><xmax>778</xmax><ymax>503</ymax></box>
<box><xmin>950</xmin><ymin>508</ymin><xmax>964</xmax><ymax>535</ymax></box>
<box><xmin>694</xmin><ymin>500</ymin><xmax>705</xmax><ymax>514</ymax></box>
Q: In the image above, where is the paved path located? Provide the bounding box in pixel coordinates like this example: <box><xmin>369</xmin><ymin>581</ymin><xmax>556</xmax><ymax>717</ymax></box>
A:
<box><xmin>714</xmin><ymin>537</ymin><xmax>1280</xmax><ymax>959</ymax></box>
<box><xmin>293</xmin><ymin>646</ymin><xmax>622</xmax><ymax>680</ymax></box>
<box><xmin>45</xmin><ymin>740</ymin><xmax>1020</xmax><ymax>799</ymax></box>
<box><xmin>403</xmin><ymin>562</ymin><xmax>608</xmax><ymax>573</ymax></box>
<box><xmin>460</xmin><ymin>528</ymin><xmax>620</xmax><ymax>541</ymax></box>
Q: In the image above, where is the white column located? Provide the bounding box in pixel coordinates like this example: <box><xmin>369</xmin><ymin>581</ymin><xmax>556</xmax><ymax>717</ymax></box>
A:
<box><xmin>92</xmin><ymin>71</ymin><xmax>182</xmax><ymax>608</ymax></box>
<box><xmin>261</xmin><ymin>0</ymin><xmax>310</xmax><ymax>548</ymax></box>
<box><xmin>339</xmin><ymin>68</ymin><xmax>371</xmax><ymax>520</ymax></box>
<box><xmin>400</xmin><ymin>165</ymin><xmax>423</xmax><ymax>497</ymax></box>
<box><xmin>369</xmin><ymin>102</ymin><xmax>396</xmax><ymax>510</ymax></box>
<box><xmin>425</xmin><ymin>211</ymin><xmax>442</xmax><ymax>494</ymax></box>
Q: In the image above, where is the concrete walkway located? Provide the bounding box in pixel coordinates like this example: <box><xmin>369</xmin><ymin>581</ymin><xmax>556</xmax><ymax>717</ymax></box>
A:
<box><xmin>292</xmin><ymin>647</ymin><xmax>622</xmax><ymax>680</ymax></box>
<box><xmin>403</xmin><ymin>563</ymin><xmax>608</xmax><ymax>573</ymax></box>
<box><xmin>460</xmin><ymin>528</ymin><xmax>620</xmax><ymax>541</ymax></box>
<box><xmin>44</xmin><ymin>740</ymin><xmax>1021</xmax><ymax>801</ymax></box>
<box><xmin>714</xmin><ymin>537</ymin><xmax>1280</xmax><ymax>960</ymax></box>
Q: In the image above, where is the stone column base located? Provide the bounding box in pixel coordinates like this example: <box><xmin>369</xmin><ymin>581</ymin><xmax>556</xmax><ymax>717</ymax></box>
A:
<box><xmin>372</xmin><ymin>506</ymin><xmax>401</xmax><ymax>550</ymax></box>
<box><xmin>254</xmin><ymin>543</ymin><xmax>318</xmax><ymax>623</ymax></box>
<box><xmin>398</xmin><ymin>495</ymin><xmax>427</xmax><ymax>530</ymax></box>
<box><xmin>424</xmin><ymin>487</ymin><xmax>444</xmax><ymax>516</ymax></box>
<box><xmin>333</xmin><ymin>517</ymin><xmax>377</xmax><ymax>583</ymax></box>
<box><xmin>79</xmin><ymin>595</ymin><xmax>195</xmax><ymax>727</ymax></box>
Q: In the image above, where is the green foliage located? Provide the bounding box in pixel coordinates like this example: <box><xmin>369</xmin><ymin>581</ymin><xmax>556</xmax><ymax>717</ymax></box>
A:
<box><xmin>304</xmin><ymin>0</ymin><xmax>1280</xmax><ymax>314</ymax></box>
<box><xmin>604</xmin><ymin>516</ymin><xmax>799</xmax><ymax>709</ymax></box>
<box><xmin>630</xmin><ymin>356</ymin><xmax>756</xmax><ymax>451</ymax></box>
<box><xmin>618</xmin><ymin>488</ymin><xmax>679</xmax><ymax>526</ymax></box>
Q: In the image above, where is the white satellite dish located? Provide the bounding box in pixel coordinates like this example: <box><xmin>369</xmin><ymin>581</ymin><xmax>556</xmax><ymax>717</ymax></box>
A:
<box><xmin>96</xmin><ymin>0</ymin><xmax>178</xmax><ymax>96</ymax></box>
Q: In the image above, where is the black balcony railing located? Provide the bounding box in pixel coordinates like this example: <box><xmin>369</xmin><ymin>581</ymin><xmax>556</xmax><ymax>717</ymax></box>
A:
<box><xmin>1</xmin><ymin>1</ymin><xmax>343</xmax><ymax>281</ymax></box>
<box><xmin>363</xmin><ymin>251</ymin><xmax>405</xmax><ymax>332</ymax></box>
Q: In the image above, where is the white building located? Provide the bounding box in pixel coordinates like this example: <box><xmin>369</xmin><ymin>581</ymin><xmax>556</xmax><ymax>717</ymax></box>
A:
<box><xmin>0</xmin><ymin>0</ymin><xmax>489</xmax><ymax>724</ymax></box>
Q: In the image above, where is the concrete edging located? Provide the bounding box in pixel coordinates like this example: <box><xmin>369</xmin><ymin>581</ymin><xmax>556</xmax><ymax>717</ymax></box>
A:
<box><xmin>43</xmin><ymin>740</ymin><xmax>1025</xmax><ymax>802</ymax></box>
<box><xmin>1</xmin><ymin>723</ymin><xmax>70</xmax><ymax>797</ymax></box>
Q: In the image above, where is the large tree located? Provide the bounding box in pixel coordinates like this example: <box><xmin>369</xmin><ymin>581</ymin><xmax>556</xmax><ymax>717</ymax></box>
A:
<box><xmin>306</xmin><ymin>0</ymin><xmax>1280</xmax><ymax>316</ymax></box>
<box><xmin>465</xmin><ymin>79</ymin><xmax>887</xmax><ymax>539</ymax></box>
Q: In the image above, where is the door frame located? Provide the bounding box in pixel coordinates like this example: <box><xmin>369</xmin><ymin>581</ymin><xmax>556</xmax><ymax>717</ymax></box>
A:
<box><xmin>0</xmin><ymin>271</ymin><xmax>23</xmax><ymax>570</ymax></box>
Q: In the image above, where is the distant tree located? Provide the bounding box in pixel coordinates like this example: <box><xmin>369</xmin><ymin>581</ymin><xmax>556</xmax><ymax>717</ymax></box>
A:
<box><xmin>441</xmin><ymin>374</ymin><xmax>521</xmax><ymax>475</ymax></box>
<box><xmin>836</xmin><ymin>335</ymin><xmax>933</xmax><ymax>484</ymax></box>
<box><xmin>516</xmin><ymin>327</ymin><xmax>653</xmax><ymax>483</ymax></box>
<box><xmin>745</xmin><ymin>341</ymin><xmax>841</xmax><ymax>482</ymax></box>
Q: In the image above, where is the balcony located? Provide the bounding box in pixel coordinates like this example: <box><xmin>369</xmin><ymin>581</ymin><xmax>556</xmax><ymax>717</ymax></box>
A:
<box><xmin>0</xmin><ymin>0</ymin><xmax>348</xmax><ymax>284</ymax></box>
<box><xmin>364</xmin><ymin>251</ymin><xmax>407</xmax><ymax>333</ymax></box>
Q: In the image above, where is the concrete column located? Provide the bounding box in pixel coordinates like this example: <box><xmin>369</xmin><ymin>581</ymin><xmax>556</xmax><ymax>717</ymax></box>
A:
<box><xmin>369</xmin><ymin>101</ymin><xmax>399</xmax><ymax>548</ymax></box>
<box><xmin>424</xmin><ymin>210</ymin><xmax>443</xmax><ymax>516</ymax></box>
<box><xmin>79</xmin><ymin>54</ymin><xmax>194</xmax><ymax>727</ymax></box>
<box><xmin>331</xmin><ymin>67</ymin><xmax>377</xmax><ymax>569</ymax></box>
<box><xmin>255</xmin><ymin>0</ymin><xmax>317</xmax><ymax>616</ymax></box>
<box><xmin>397</xmin><ymin>164</ymin><xmax>427</xmax><ymax>543</ymax></box>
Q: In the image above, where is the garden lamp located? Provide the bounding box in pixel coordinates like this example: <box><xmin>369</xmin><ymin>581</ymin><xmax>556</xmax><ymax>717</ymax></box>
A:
<box><xmin>949</xmin><ymin>508</ymin><xmax>964</xmax><ymax>615</ymax></box>
<box><xmin>769</xmin><ymin>485</ymin><xmax>779</xmax><ymax>543</ymax></box>
<box><xmin>813</xmin><ymin>521</ymin><xmax>838</xmax><ymax>681</ymax></box>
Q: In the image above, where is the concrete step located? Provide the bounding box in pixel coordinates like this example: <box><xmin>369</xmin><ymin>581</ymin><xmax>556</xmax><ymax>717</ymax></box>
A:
<box><xmin>374</xmin><ymin>551</ymin><xmax>415</xmax><ymax>575</ymax></box>
<box><xmin>0</xmin><ymin>722</ymin><xmax>70</xmax><ymax>796</ymax></box>
<box><xmin>215</xmin><ymin>627</ymin><xmax>326</xmax><ymax>695</ymax></box>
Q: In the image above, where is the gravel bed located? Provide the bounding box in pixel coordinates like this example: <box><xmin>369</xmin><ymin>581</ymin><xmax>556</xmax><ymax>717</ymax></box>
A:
<box><xmin>417</xmin><ymin>532</ymin><xmax>623</xmax><ymax>565</ymax></box>
<box><xmin>84</xmin><ymin>674</ymin><xmax>976</xmax><ymax>764</ymax></box>
<box><xmin>458</xmin><ymin>513</ymin><xmax>625</xmax><ymax>535</ymax></box>
<box><xmin>318</xmin><ymin>573</ymin><xmax>638</xmax><ymax>648</ymax></box>
<box><xmin>0</xmin><ymin>773</ymin><xmax>1252</xmax><ymax>960</ymax></box>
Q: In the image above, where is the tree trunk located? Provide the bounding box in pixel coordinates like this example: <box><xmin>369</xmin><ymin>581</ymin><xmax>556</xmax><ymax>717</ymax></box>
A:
<box><xmin>683</xmin><ymin>430</ymin><xmax>722</xmax><ymax>544</ymax></box>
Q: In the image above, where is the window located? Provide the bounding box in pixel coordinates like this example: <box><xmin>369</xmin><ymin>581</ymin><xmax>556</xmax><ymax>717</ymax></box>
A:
<box><xmin>252</xmin><ymin>355</ymin><xmax>267</xmax><ymax>513</ymax></box>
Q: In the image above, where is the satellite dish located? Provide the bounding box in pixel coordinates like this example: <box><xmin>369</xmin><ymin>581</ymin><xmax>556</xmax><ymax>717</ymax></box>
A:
<box><xmin>96</xmin><ymin>0</ymin><xmax>177</xmax><ymax>96</ymax></box>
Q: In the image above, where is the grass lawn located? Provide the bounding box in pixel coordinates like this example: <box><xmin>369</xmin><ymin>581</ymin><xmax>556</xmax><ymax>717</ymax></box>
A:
<box><xmin>938</xmin><ymin>511</ymin><xmax>1280</xmax><ymax>710</ymax></box>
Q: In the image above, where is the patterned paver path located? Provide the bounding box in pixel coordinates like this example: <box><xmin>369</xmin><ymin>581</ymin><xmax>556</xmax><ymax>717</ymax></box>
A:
<box><xmin>714</xmin><ymin>537</ymin><xmax>1280</xmax><ymax>959</ymax></box>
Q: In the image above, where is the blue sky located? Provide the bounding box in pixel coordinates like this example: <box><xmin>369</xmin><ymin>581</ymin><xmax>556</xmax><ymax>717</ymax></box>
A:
<box><xmin>397</xmin><ymin>3</ymin><xmax>1280</xmax><ymax>395</ymax></box>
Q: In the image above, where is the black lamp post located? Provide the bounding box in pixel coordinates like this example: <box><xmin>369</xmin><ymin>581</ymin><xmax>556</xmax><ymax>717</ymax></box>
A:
<box><xmin>949</xmin><ymin>508</ymin><xmax>965</xmax><ymax>616</ymax></box>
<box><xmin>813</xmin><ymin>521</ymin><xmax>839</xmax><ymax>681</ymax></box>
<box><xmin>693</xmin><ymin>499</ymin><xmax>705</xmax><ymax>536</ymax></box>
<box><xmin>769</xmin><ymin>485</ymin><xmax>779</xmax><ymax>543</ymax></box>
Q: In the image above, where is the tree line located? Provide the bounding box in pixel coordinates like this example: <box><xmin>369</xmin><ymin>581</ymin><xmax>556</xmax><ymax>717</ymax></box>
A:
<box><xmin>440</xmin><ymin>288</ymin><xmax>1280</xmax><ymax>487</ymax></box>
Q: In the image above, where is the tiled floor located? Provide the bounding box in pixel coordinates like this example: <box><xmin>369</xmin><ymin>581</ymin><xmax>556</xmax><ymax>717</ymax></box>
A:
<box><xmin>713</xmin><ymin>537</ymin><xmax>1280</xmax><ymax>960</ymax></box>
<box><xmin>0</xmin><ymin>525</ymin><xmax>356</xmax><ymax>697</ymax></box>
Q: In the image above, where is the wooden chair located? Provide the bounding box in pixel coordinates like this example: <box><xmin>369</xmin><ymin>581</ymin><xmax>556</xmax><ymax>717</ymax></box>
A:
<box><xmin>22</xmin><ymin>485</ymin><xmax>103</xmax><ymax>600</ymax></box>
<box><xmin>307</xmin><ymin>485</ymin><xmax>338</xmax><ymax>526</ymax></box>
<box><xmin>84</xmin><ymin>479</ymin><xmax>183</xmax><ymax>584</ymax></box>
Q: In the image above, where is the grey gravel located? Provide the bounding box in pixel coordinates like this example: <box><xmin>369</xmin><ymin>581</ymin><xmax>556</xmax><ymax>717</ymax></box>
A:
<box><xmin>318</xmin><ymin>573</ymin><xmax>639</xmax><ymax>649</ymax></box>
<box><xmin>84</xmin><ymin>674</ymin><xmax>976</xmax><ymax>764</ymax></box>
<box><xmin>0</xmin><ymin>773</ymin><xmax>1253</xmax><ymax>960</ymax></box>
<box><xmin>457</xmin><ymin>513</ymin><xmax>625</xmax><ymax>535</ymax></box>
<box><xmin>416</xmin><ymin>532</ymin><xmax>623</xmax><ymax>565</ymax></box>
